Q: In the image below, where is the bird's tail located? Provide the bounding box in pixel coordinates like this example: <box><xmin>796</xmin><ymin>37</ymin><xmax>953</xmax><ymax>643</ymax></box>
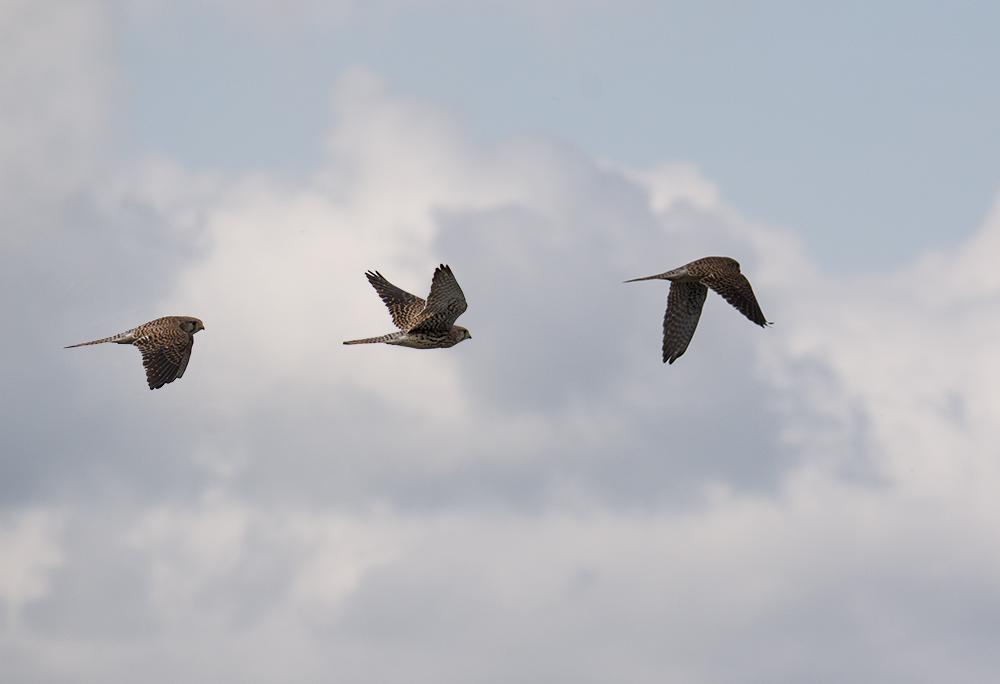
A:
<box><xmin>343</xmin><ymin>333</ymin><xmax>401</xmax><ymax>345</ymax></box>
<box><xmin>624</xmin><ymin>266</ymin><xmax>687</xmax><ymax>283</ymax></box>
<box><xmin>64</xmin><ymin>330</ymin><xmax>135</xmax><ymax>349</ymax></box>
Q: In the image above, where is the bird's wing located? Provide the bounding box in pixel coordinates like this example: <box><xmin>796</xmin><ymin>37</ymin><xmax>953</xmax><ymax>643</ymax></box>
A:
<box><xmin>410</xmin><ymin>264</ymin><xmax>468</xmax><ymax>332</ymax></box>
<box><xmin>135</xmin><ymin>327</ymin><xmax>193</xmax><ymax>390</ymax></box>
<box><xmin>365</xmin><ymin>271</ymin><xmax>426</xmax><ymax>330</ymax></box>
<box><xmin>662</xmin><ymin>281</ymin><xmax>708</xmax><ymax>364</ymax></box>
<box><xmin>702</xmin><ymin>270</ymin><xmax>769</xmax><ymax>327</ymax></box>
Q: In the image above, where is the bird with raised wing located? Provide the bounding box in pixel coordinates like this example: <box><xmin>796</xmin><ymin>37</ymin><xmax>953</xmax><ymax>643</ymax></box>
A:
<box><xmin>65</xmin><ymin>316</ymin><xmax>205</xmax><ymax>389</ymax></box>
<box><xmin>344</xmin><ymin>264</ymin><xmax>471</xmax><ymax>349</ymax></box>
<box><xmin>626</xmin><ymin>256</ymin><xmax>769</xmax><ymax>364</ymax></box>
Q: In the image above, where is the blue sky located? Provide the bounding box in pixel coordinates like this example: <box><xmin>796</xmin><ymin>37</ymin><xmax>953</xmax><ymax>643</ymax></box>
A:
<box><xmin>123</xmin><ymin>0</ymin><xmax>1000</xmax><ymax>272</ymax></box>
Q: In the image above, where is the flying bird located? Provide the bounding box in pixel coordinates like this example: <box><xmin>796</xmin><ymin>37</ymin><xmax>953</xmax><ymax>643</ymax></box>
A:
<box><xmin>65</xmin><ymin>316</ymin><xmax>205</xmax><ymax>389</ymax></box>
<box><xmin>344</xmin><ymin>264</ymin><xmax>471</xmax><ymax>349</ymax></box>
<box><xmin>626</xmin><ymin>256</ymin><xmax>769</xmax><ymax>364</ymax></box>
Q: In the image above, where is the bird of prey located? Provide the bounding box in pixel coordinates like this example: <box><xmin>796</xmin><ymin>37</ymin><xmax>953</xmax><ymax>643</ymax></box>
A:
<box><xmin>626</xmin><ymin>256</ymin><xmax>769</xmax><ymax>364</ymax></box>
<box><xmin>344</xmin><ymin>264</ymin><xmax>471</xmax><ymax>349</ymax></box>
<box><xmin>65</xmin><ymin>316</ymin><xmax>205</xmax><ymax>389</ymax></box>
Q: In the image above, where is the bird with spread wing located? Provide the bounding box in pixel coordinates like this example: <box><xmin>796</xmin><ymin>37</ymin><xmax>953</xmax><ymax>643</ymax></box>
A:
<box><xmin>65</xmin><ymin>316</ymin><xmax>205</xmax><ymax>389</ymax></box>
<box><xmin>626</xmin><ymin>256</ymin><xmax>769</xmax><ymax>364</ymax></box>
<box><xmin>344</xmin><ymin>264</ymin><xmax>471</xmax><ymax>349</ymax></box>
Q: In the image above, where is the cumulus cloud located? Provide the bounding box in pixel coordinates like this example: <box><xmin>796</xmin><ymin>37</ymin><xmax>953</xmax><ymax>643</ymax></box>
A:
<box><xmin>0</xmin><ymin>511</ymin><xmax>64</xmax><ymax>627</ymax></box>
<box><xmin>3</xmin><ymin>3</ymin><xmax>1000</xmax><ymax>683</ymax></box>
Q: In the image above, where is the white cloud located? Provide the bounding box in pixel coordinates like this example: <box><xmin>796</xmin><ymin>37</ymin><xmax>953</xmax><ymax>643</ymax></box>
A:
<box><xmin>5</xmin><ymin>2</ymin><xmax>1000</xmax><ymax>683</ymax></box>
<box><xmin>0</xmin><ymin>511</ymin><xmax>64</xmax><ymax>628</ymax></box>
<box><xmin>0</xmin><ymin>0</ymin><xmax>116</xmax><ymax>208</ymax></box>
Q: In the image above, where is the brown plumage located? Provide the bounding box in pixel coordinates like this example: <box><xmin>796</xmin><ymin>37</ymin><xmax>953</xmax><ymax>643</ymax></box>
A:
<box><xmin>626</xmin><ymin>256</ymin><xmax>769</xmax><ymax>364</ymax></box>
<box><xmin>65</xmin><ymin>316</ymin><xmax>205</xmax><ymax>389</ymax></box>
<box><xmin>344</xmin><ymin>264</ymin><xmax>471</xmax><ymax>349</ymax></box>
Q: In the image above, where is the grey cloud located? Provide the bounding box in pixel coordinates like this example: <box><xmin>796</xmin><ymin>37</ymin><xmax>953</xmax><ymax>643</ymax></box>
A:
<box><xmin>0</xmin><ymin>0</ymin><xmax>210</xmax><ymax>506</ymax></box>
<box><xmin>5</xmin><ymin>3</ymin><xmax>1000</xmax><ymax>683</ymax></box>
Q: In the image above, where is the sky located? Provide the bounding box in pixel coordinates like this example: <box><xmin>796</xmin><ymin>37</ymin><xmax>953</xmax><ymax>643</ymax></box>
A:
<box><xmin>2</xmin><ymin>1</ymin><xmax>1000</xmax><ymax>682</ymax></box>
<box><xmin>119</xmin><ymin>0</ymin><xmax>1000</xmax><ymax>274</ymax></box>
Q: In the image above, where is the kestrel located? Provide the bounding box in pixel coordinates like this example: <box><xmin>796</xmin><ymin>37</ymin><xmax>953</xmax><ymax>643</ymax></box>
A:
<box><xmin>626</xmin><ymin>256</ymin><xmax>769</xmax><ymax>364</ymax></box>
<box><xmin>65</xmin><ymin>316</ymin><xmax>205</xmax><ymax>389</ymax></box>
<box><xmin>344</xmin><ymin>264</ymin><xmax>471</xmax><ymax>348</ymax></box>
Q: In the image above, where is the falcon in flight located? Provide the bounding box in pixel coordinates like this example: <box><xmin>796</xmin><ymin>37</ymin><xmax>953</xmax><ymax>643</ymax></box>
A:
<box><xmin>65</xmin><ymin>315</ymin><xmax>205</xmax><ymax>389</ymax></box>
<box><xmin>344</xmin><ymin>264</ymin><xmax>471</xmax><ymax>349</ymax></box>
<box><xmin>626</xmin><ymin>256</ymin><xmax>769</xmax><ymax>364</ymax></box>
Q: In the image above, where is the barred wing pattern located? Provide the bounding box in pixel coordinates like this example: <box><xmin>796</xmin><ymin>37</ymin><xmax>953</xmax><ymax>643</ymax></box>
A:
<box><xmin>662</xmin><ymin>281</ymin><xmax>709</xmax><ymax>364</ymax></box>
<box><xmin>409</xmin><ymin>264</ymin><xmax>468</xmax><ymax>333</ymax></box>
<box><xmin>364</xmin><ymin>271</ymin><xmax>426</xmax><ymax>330</ymax></box>
<box><xmin>702</xmin><ymin>271</ymin><xmax>768</xmax><ymax>327</ymax></box>
<box><xmin>136</xmin><ymin>327</ymin><xmax>195</xmax><ymax>389</ymax></box>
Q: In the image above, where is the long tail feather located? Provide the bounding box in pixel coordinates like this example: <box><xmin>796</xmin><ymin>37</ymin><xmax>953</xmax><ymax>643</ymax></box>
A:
<box><xmin>64</xmin><ymin>332</ymin><xmax>133</xmax><ymax>349</ymax></box>
<box><xmin>343</xmin><ymin>333</ymin><xmax>401</xmax><ymax>345</ymax></box>
<box><xmin>624</xmin><ymin>266</ymin><xmax>688</xmax><ymax>283</ymax></box>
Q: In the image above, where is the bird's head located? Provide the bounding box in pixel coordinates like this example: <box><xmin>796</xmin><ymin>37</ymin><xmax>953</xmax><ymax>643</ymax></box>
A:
<box><xmin>181</xmin><ymin>317</ymin><xmax>206</xmax><ymax>334</ymax></box>
<box><xmin>453</xmin><ymin>326</ymin><xmax>472</xmax><ymax>343</ymax></box>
